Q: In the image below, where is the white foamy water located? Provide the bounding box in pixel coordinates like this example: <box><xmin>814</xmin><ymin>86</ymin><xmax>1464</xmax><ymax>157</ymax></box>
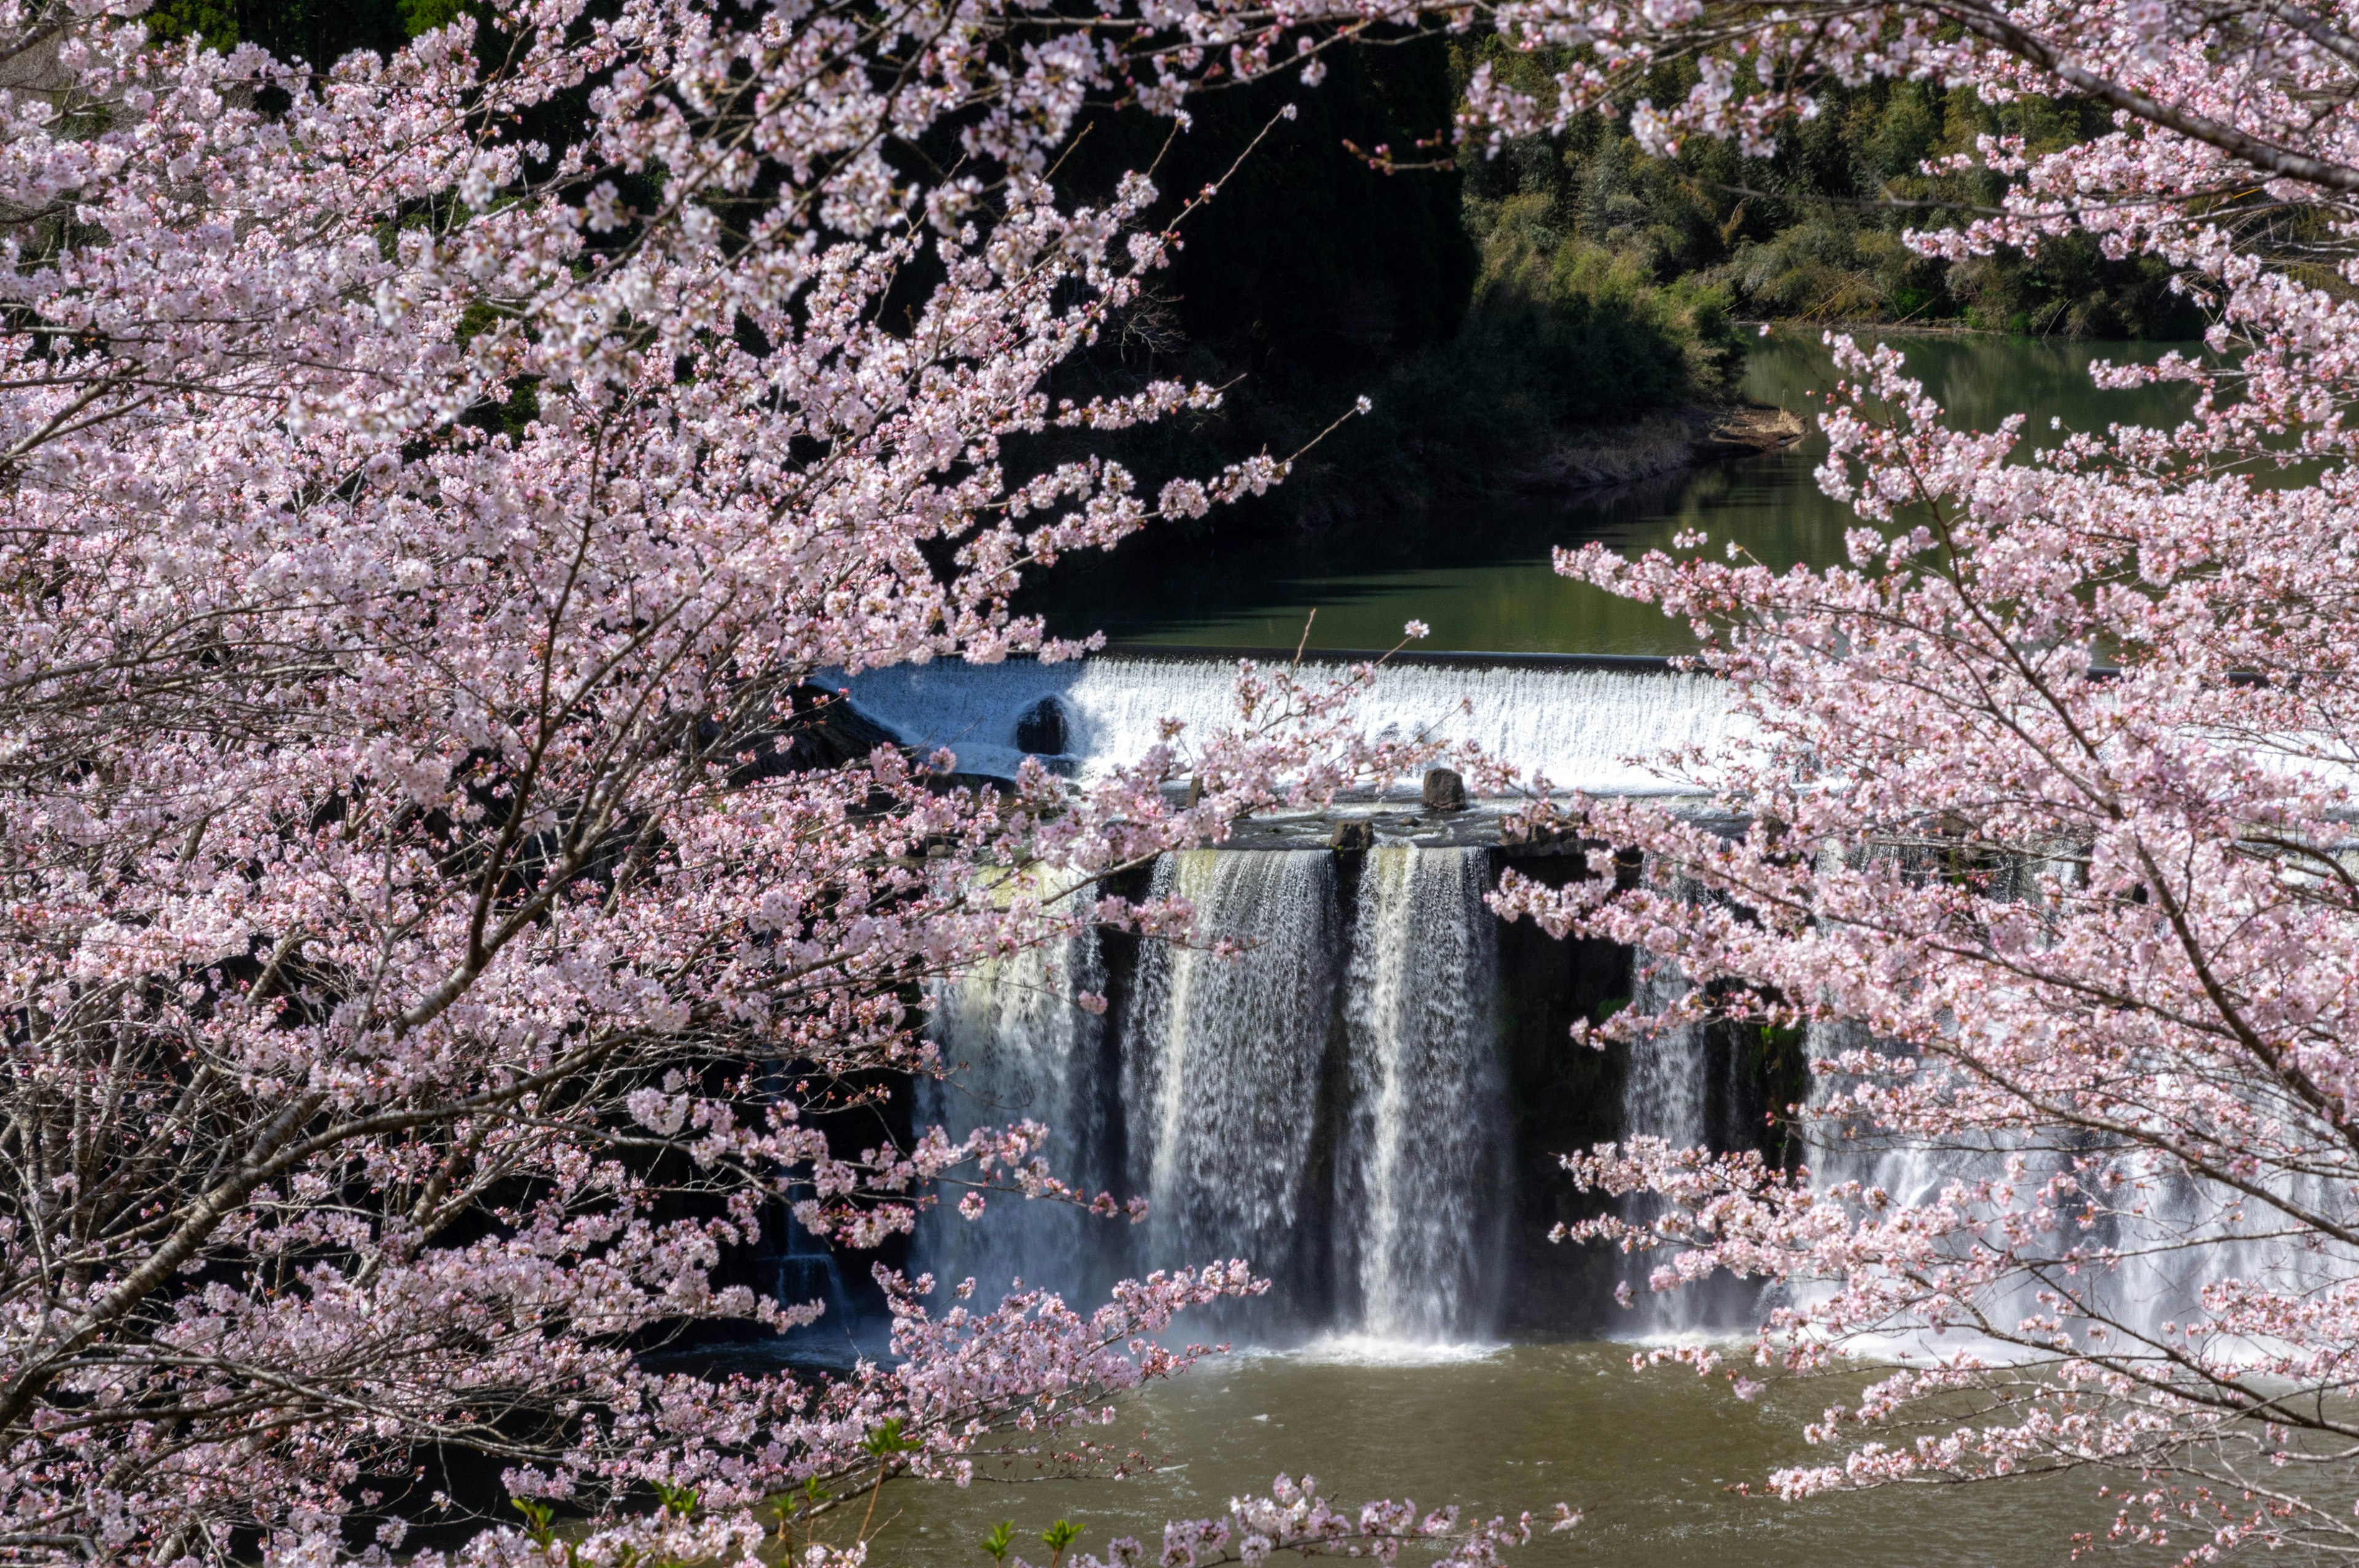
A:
<box><xmin>1337</xmin><ymin>847</ymin><xmax>1511</xmax><ymax>1341</ymax></box>
<box><xmin>917</xmin><ymin>928</ymin><xmax>1116</xmax><ymax>1306</ymax></box>
<box><xmin>1121</xmin><ymin>850</ymin><xmax>1343</xmax><ymax>1325</ymax></box>
<box><xmin>829</xmin><ymin>654</ymin><xmax>1736</xmax><ymax>793</ymax></box>
<box><xmin>1283</xmin><ymin>1333</ymin><xmax>1508</xmax><ymax>1367</ymax></box>
<box><xmin>1799</xmin><ymin>1006</ymin><xmax>2359</xmax><ymax>1364</ymax></box>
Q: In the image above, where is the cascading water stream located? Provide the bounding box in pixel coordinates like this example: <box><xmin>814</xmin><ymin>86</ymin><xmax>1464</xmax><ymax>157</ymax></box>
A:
<box><xmin>917</xmin><ymin>929</ymin><xmax>1116</xmax><ymax>1306</ymax></box>
<box><xmin>1121</xmin><ymin>850</ymin><xmax>1344</xmax><ymax>1328</ymax></box>
<box><xmin>1614</xmin><ymin>956</ymin><xmax>1758</xmax><ymax>1336</ymax></box>
<box><xmin>1794</xmin><ymin>840</ymin><xmax>2359</xmax><ymax>1356</ymax></box>
<box><xmin>1337</xmin><ymin>847</ymin><xmax>1511</xmax><ymax>1341</ymax></box>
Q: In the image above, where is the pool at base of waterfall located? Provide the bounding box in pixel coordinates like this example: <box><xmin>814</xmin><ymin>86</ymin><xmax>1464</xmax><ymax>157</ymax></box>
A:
<box><xmin>854</xmin><ymin>1341</ymin><xmax>2160</xmax><ymax>1568</ymax></box>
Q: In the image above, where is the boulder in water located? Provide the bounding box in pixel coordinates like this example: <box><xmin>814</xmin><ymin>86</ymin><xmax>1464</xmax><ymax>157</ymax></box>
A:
<box><xmin>1015</xmin><ymin>696</ymin><xmax>1068</xmax><ymax>755</ymax></box>
<box><xmin>1422</xmin><ymin>767</ymin><xmax>1468</xmax><ymax>812</ymax></box>
<box><xmin>1329</xmin><ymin>819</ymin><xmax>1375</xmax><ymax>852</ymax></box>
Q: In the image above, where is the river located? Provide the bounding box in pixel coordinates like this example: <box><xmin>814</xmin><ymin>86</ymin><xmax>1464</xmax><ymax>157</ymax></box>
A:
<box><xmin>860</xmin><ymin>1344</ymin><xmax>2153</xmax><ymax>1568</ymax></box>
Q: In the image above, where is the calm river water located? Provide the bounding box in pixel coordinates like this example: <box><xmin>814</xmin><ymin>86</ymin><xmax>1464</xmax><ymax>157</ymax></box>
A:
<box><xmin>856</xmin><ymin>333</ymin><xmax>2211</xmax><ymax>1568</ymax></box>
<box><xmin>1035</xmin><ymin>332</ymin><xmax>2204</xmax><ymax>655</ymax></box>
<box><xmin>866</xmin><ymin>1342</ymin><xmax>2157</xmax><ymax>1568</ymax></box>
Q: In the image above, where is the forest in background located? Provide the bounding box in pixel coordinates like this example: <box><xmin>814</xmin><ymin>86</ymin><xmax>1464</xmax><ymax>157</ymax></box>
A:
<box><xmin>147</xmin><ymin>0</ymin><xmax>2201</xmax><ymax>528</ymax></box>
<box><xmin>1034</xmin><ymin>40</ymin><xmax>2208</xmax><ymax>528</ymax></box>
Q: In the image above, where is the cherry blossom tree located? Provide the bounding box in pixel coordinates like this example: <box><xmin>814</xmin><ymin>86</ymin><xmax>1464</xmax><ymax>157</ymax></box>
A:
<box><xmin>0</xmin><ymin>0</ymin><xmax>1471</xmax><ymax>1558</ymax></box>
<box><xmin>1476</xmin><ymin>0</ymin><xmax>2359</xmax><ymax>1558</ymax></box>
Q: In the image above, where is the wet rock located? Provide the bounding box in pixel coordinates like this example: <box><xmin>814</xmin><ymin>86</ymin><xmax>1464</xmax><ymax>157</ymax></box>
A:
<box><xmin>1422</xmin><ymin>767</ymin><xmax>1467</xmax><ymax>813</ymax></box>
<box><xmin>1329</xmin><ymin>820</ymin><xmax>1374</xmax><ymax>852</ymax></box>
<box><xmin>1015</xmin><ymin>696</ymin><xmax>1068</xmax><ymax>756</ymax></box>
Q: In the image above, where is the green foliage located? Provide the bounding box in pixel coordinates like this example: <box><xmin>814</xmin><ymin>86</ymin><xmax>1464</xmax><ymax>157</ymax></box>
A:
<box><xmin>861</xmin><ymin>1416</ymin><xmax>922</xmax><ymax>1459</ymax></box>
<box><xmin>141</xmin><ymin>0</ymin><xmax>238</xmax><ymax>47</ymax></box>
<box><xmin>981</xmin><ymin>1521</ymin><xmax>1018</xmax><ymax>1562</ymax></box>
<box><xmin>399</xmin><ymin>0</ymin><xmax>468</xmax><ymax>34</ymax></box>
<box><xmin>1454</xmin><ymin>43</ymin><xmax>2207</xmax><ymax>338</ymax></box>
<box><xmin>143</xmin><ymin>0</ymin><xmax>460</xmax><ymax>57</ymax></box>
<box><xmin>1041</xmin><ymin>1519</ymin><xmax>1084</xmax><ymax>1561</ymax></box>
<box><xmin>1752</xmin><ymin>1021</ymin><xmax>1810</xmax><ymax>1169</ymax></box>
<box><xmin>1034</xmin><ymin>39</ymin><xmax>1739</xmax><ymax>529</ymax></box>
<box><xmin>1461</xmin><ymin>190</ymin><xmax>1739</xmax><ymax>419</ymax></box>
<box><xmin>512</xmin><ymin>1497</ymin><xmax>557</xmax><ymax>1548</ymax></box>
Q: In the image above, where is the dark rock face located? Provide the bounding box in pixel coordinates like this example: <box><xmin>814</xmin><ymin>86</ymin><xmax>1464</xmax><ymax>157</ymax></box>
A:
<box><xmin>1328</xmin><ymin>819</ymin><xmax>1375</xmax><ymax>852</ymax></box>
<box><xmin>1421</xmin><ymin>767</ymin><xmax>1468</xmax><ymax>812</ymax></box>
<box><xmin>730</xmin><ymin>684</ymin><xmax>900</xmax><ymax>782</ymax></box>
<box><xmin>1015</xmin><ymin>696</ymin><xmax>1069</xmax><ymax>755</ymax></box>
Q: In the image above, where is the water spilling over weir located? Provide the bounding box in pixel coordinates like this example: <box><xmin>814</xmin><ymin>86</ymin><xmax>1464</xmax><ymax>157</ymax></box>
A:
<box><xmin>884</xmin><ymin>653</ymin><xmax>1760</xmax><ymax>1343</ymax></box>
<box><xmin>831</xmin><ymin>649</ymin><xmax>1737</xmax><ymax>792</ymax></box>
<box><xmin>877</xmin><ymin>653</ymin><xmax>2345</xmax><ymax>1352</ymax></box>
<box><xmin>914</xmin><ymin>841</ymin><xmax>1761</xmax><ymax>1344</ymax></box>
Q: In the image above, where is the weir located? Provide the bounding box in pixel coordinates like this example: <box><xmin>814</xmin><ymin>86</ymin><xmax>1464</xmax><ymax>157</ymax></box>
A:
<box><xmin>891</xmin><ymin>651</ymin><xmax>1763</xmax><ymax>1342</ymax></box>
<box><xmin>831</xmin><ymin>648</ymin><xmax>1737</xmax><ymax>793</ymax></box>
<box><xmin>891</xmin><ymin>652</ymin><xmax>2331</xmax><ymax>1352</ymax></box>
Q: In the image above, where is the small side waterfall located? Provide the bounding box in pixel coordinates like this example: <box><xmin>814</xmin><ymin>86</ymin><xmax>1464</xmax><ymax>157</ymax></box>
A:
<box><xmin>918</xmin><ymin>929</ymin><xmax>1116</xmax><ymax>1306</ymax></box>
<box><xmin>1122</xmin><ymin>851</ymin><xmax>1345</xmax><ymax>1320</ymax></box>
<box><xmin>1796</xmin><ymin>837</ymin><xmax>2359</xmax><ymax>1354</ymax></box>
<box><xmin>1804</xmin><ymin>1032</ymin><xmax>2359</xmax><ymax>1355</ymax></box>
<box><xmin>1337</xmin><ymin>848</ymin><xmax>1510</xmax><ymax>1340</ymax></box>
<box><xmin>1613</xmin><ymin>956</ymin><xmax>1762</xmax><ymax>1336</ymax></box>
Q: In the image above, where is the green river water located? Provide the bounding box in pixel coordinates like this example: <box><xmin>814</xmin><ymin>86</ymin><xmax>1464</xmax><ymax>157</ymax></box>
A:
<box><xmin>866</xmin><ymin>1343</ymin><xmax>2160</xmax><ymax>1568</ymax></box>
<box><xmin>1036</xmin><ymin>332</ymin><xmax>2206</xmax><ymax>655</ymax></box>
<box><xmin>860</xmin><ymin>333</ymin><xmax>2222</xmax><ymax>1568</ymax></box>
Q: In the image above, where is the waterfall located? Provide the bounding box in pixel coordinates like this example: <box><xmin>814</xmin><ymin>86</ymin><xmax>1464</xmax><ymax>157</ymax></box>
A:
<box><xmin>1614</xmin><ymin>955</ymin><xmax>1751</xmax><ymax>1336</ymax></box>
<box><xmin>1121</xmin><ymin>851</ymin><xmax>1344</xmax><ymax>1325</ymax></box>
<box><xmin>831</xmin><ymin>653</ymin><xmax>1735</xmax><ymax>793</ymax></box>
<box><xmin>918</xmin><ymin>929</ymin><xmax>1116</xmax><ymax>1306</ymax></box>
<box><xmin>1808</xmin><ymin>1056</ymin><xmax>2359</xmax><ymax>1356</ymax></box>
<box><xmin>912</xmin><ymin>844</ymin><xmax>1515</xmax><ymax>1344</ymax></box>
<box><xmin>1794</xmin><ymin>838</ymin><xmax>2359</xmax><ymax>1355</ymax></box>
<box><xmin>1336</xmin><ymin>847</ymin><xmax>1509</xmax><ymax>1341</ymax></box>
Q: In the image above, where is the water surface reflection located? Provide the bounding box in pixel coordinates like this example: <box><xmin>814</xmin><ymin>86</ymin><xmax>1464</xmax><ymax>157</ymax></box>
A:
<box><xmin>1030</xmin><ymin>333</ymin><xmax>2204</xmax><ymax>656</ymax></box>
